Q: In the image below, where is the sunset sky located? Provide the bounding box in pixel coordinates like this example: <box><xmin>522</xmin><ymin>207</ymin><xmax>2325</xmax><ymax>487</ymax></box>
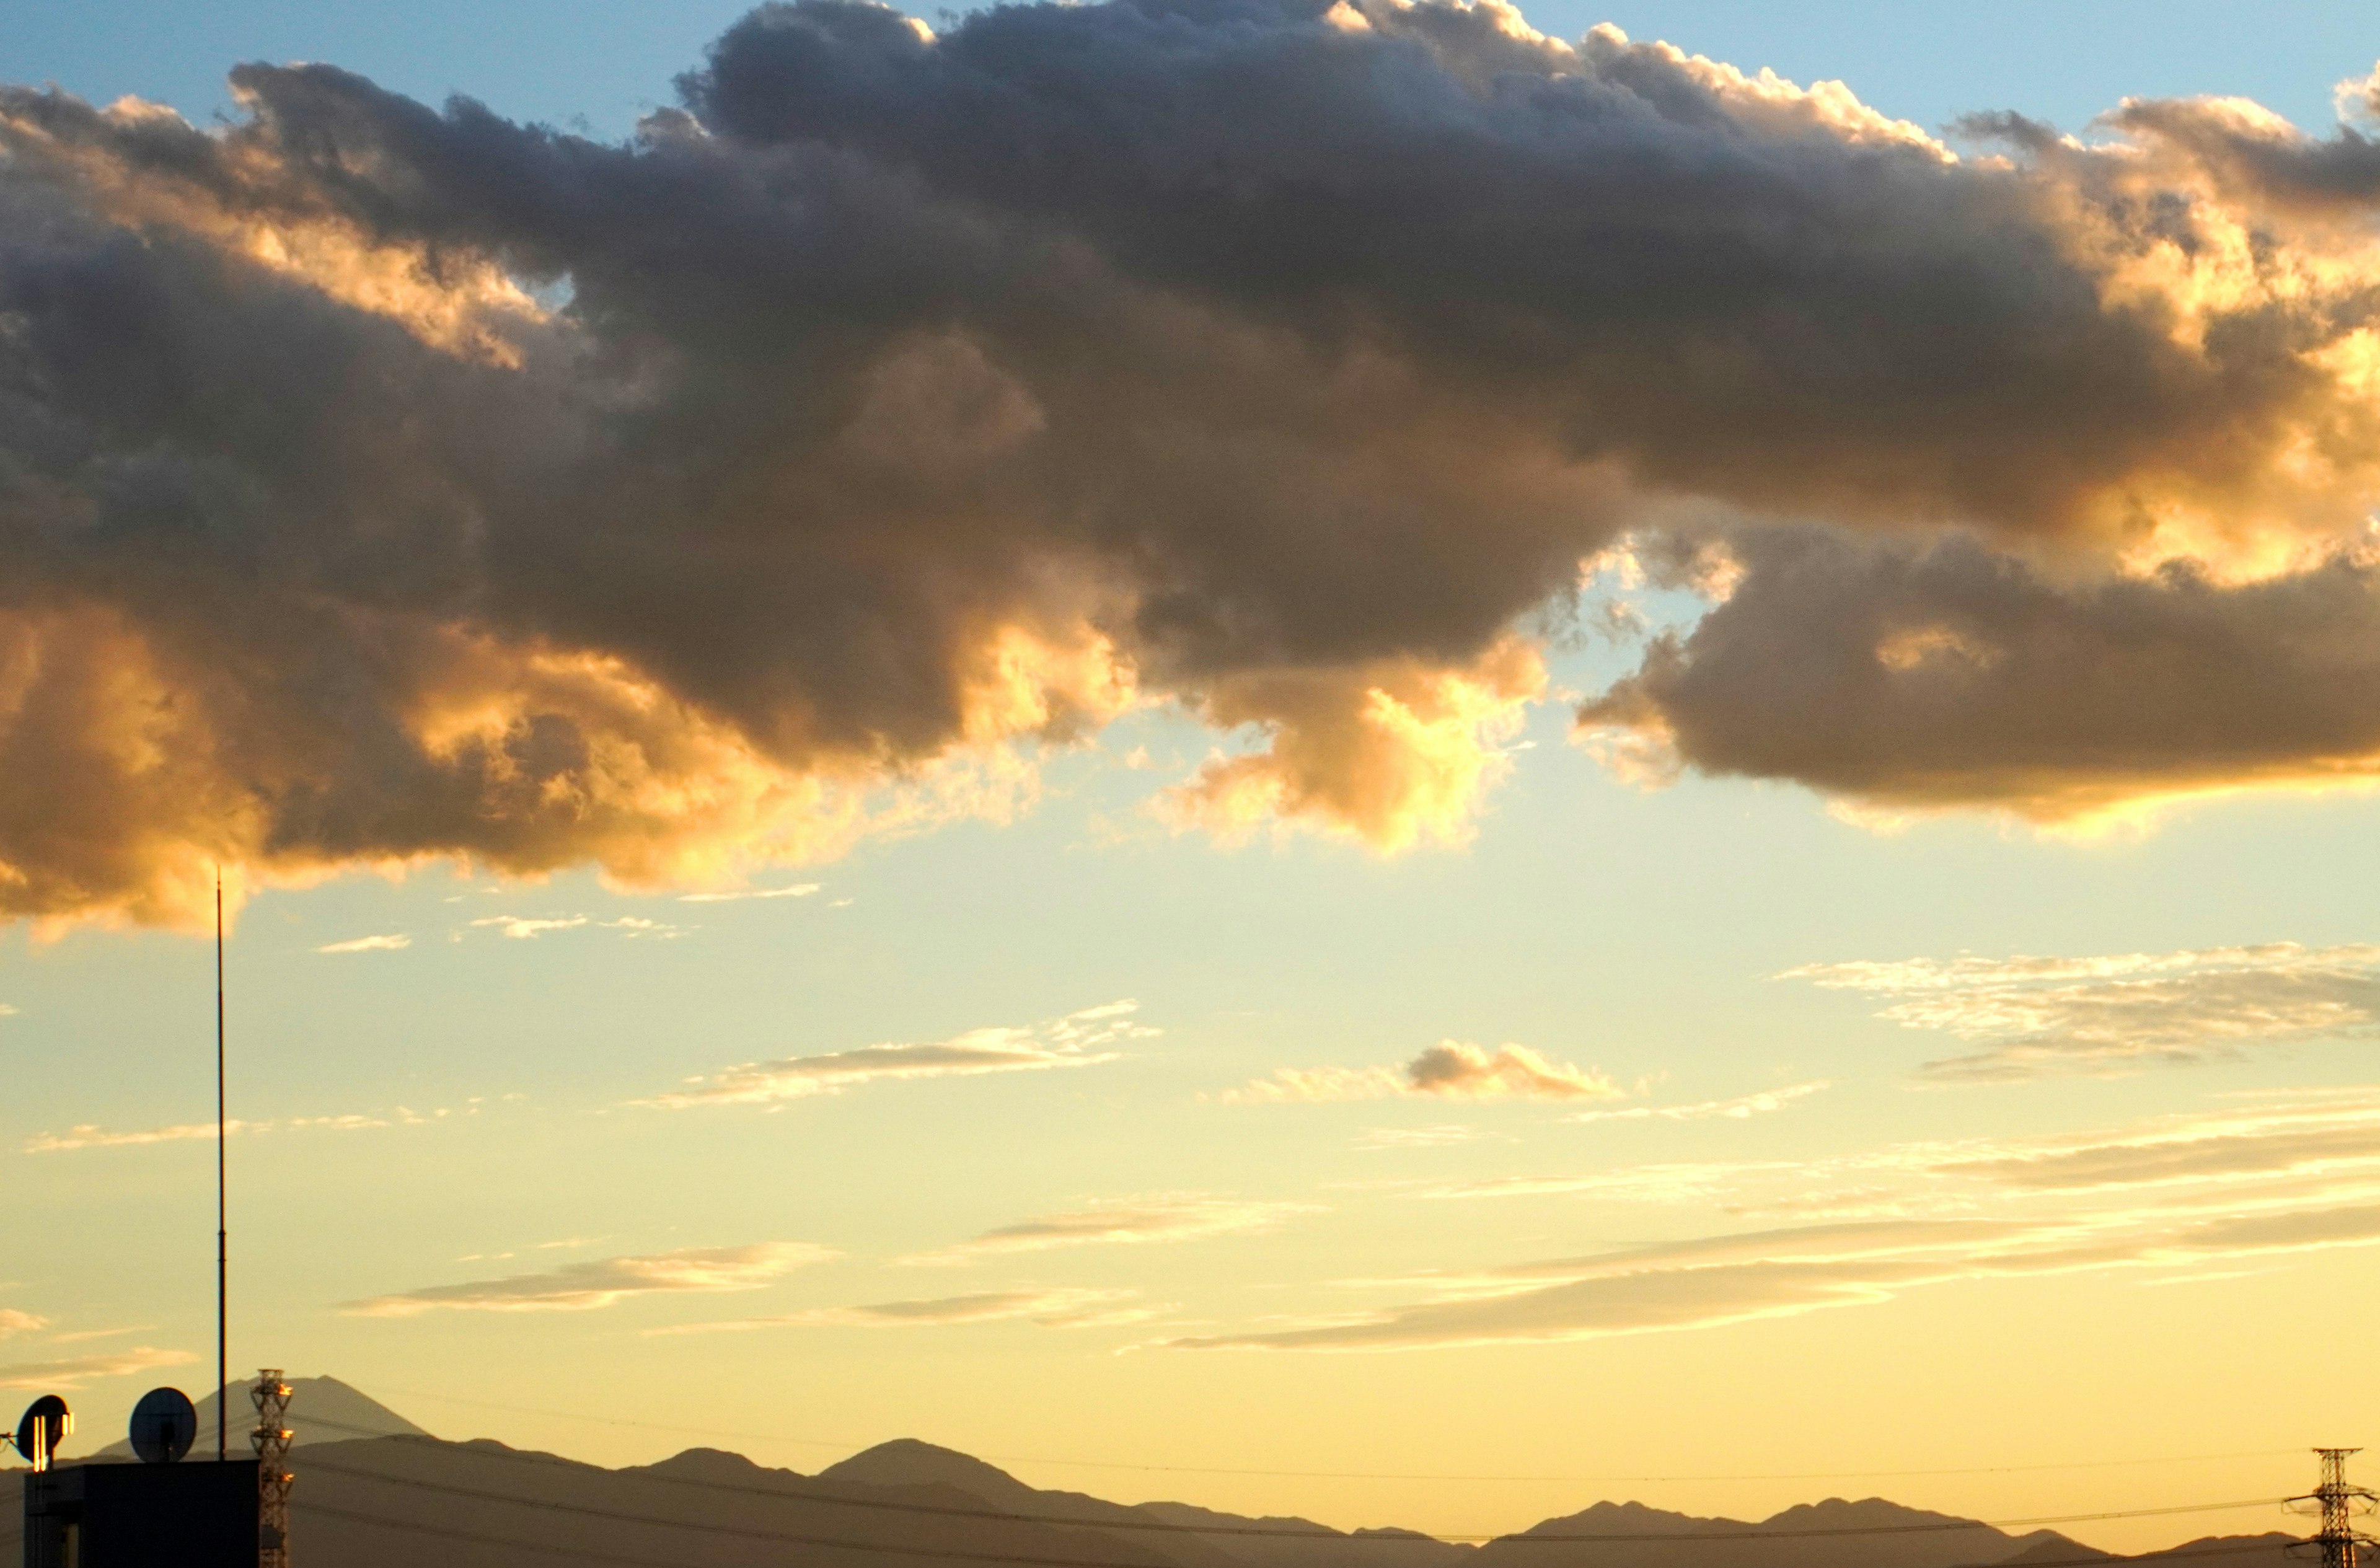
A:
<box><xmin>6</xmin><ymin>0</ymin><xmax>2380</xmax><ymax>1552</ymax></box>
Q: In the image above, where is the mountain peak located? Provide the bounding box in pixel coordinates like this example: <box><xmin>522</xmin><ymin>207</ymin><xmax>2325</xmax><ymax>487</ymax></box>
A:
<box><xmin>819</xmin><ymin>1438</ymin><xmax>1039</xmax><ymax>1505</ymax></box>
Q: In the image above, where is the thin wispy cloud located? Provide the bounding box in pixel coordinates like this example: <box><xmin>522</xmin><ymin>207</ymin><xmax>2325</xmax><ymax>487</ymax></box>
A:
<box><xmin>656</xmin><ymin>1287</ymin><xmax>1152</xmax><ymax>1334</ymax></box>
<box><xmin>343</xmin><ymin>1242</ymin><xmax>832</xmax><ymax>1316</ymax></box>
<box><xmin>1356</xmin><ymin>1125</ymin><xmax>1481</xmax><ymax>1149</ymax></box>
<box><xmin>1567</xmin><ymin>1082</ymin><xmax>1829</xmax><ymax>1123</ymax></box>
<box><xmin>472</xmin><ymin>915</ymin><xmax>589</xmax><ymax>940</ymax></box>
<box><xmin>679</xmin><ymin>884</ymin><xmax>822</xmax><ymax>903</ymax></box>
<box><xmin>317</xmin><ymin>933</ymin><xmax>411</xmax><ymax>953</ymax></box>
<box><xmin>22</xmin><ymin>1104</ymin><xmax>458</xmax><ymax>1153</ymax></box>
<box><xmin>901</xmin><ymin>1195</ymin><xmax>1321</xmax><ymax>1266</ymax></box>
<box><xmin>1169</xmin><ymin>1091</ymin><xmax>2380</xmax><ymax>1351</ymax></box>
<box><xmin>0</xmin><ymin>1346</ymin><xmax>195</xmax><ymax>1390</ymax></box>
<box><xmin>640</xmin><ymin>1001</ymin><xmax>1154</xmax><ymax>1109</ymax></box>
<box><xmin>0</xmin><ymin>1004</ymin><xmax>17</xmax><ymax>1016</ymax></box>
<box><xmin>1781</xmin><ymin>943</ymin><xmax>2380</xmax><ymax>1081</ymax></box>
<box><xmin>0</xmin><ymin>1309</ymin><xmax>46</xmax><ymax>1340</ymax></box>
<box><xmin>1226</xmin><ymin>1042</ymin><xmax>1618</xmax><ymax>1104</ymax></box>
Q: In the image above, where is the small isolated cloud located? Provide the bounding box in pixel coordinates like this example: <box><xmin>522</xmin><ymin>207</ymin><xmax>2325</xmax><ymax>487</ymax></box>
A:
<box><xmin>1227</xmin><ymin>1041</ymin><xmax>1617</xmax><ymax>1104</ymax></box>
<box><xmin>679</xmin><ymin>884</ymin><xmax>821</xmax><ymax>903</ymax></box>
<box><xmin>0</xmin><ymin>1004</ymin><xmax>17</xmax><ymax>1016</ymax></box>
<box><xmin>0</xmin><ymin>1346</ymin><xmax>195</xmax><ymax>1390</ymax></box>
<box><xmin>471</xmin><ymin>915</ymin><xmax>589</xmax><ymax>940</ymax></box>
<box><xmin>601</xmin><ymin>916</ymin><xmax>687</xmax><ymax>939</ymax></box>
<box><xmin>1357</xmin><ymin>1125</ymin><xmax>1480</xmax><ymax>1149</ymax></box>
<box><xmin>641</xmin><ymin>1000</ymin><xmax>1155</xmax><ymax>1109</ymax></box>
<box><xmin>0</xmin><ymin>1309</ymin><xmax>48</xmax><ymax>1340</ymax></box>
<box><xmin>1781</xmin><ymin>943</ymin><xmax>2380</xmax><ymax>1081</ymax></box>
<box><xmin>342</xmin><ymin>1241</ymin><xmax>831</xmax><ymax>1316</ymax></box>
<box><xmin>902</xmin><ymin>1195</ymin><xmax>1320</xmax><ymax>1265</ymax></box>
<box><xmin>656</xmin><ymin>1287</ymin><xmax>1149</xmax><ymax>1334</ymax></box>
<box><xmin>317</xmin><ymin>933</ymin><xmax>410</xmax><ymax>954</ymax></box>
<box><xmin>1567</xmin><ymin>1082</ymin><xmax>1829</xmax><ymax>1123</ymax></box>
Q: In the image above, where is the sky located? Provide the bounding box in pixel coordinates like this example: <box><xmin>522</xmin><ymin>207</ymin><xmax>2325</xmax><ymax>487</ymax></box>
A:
<box><xmin>5</xmin><ymin>0</ymin><xmax>2380</xmax><ymax>1553</ymax></box>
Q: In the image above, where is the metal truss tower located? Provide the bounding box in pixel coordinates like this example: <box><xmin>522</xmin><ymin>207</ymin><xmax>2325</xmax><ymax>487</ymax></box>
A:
<box><xmin>252</xmin><ymin>1369</ymin><xmax>294</xmax><ymax>1568</ymax></box>
<box><xmin>2292</xmin><ymin>1448</ymin><xmax>2377</xmax><ymax>1568</ymax></box>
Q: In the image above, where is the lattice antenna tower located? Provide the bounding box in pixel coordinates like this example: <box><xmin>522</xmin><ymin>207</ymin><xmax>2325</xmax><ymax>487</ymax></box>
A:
<box><xmin>252</xmin><ymin>1368</ymin><xmax>294</xmax><ymax>1568</ymax></box>
<box><xmin>2288</xmin><ymin>1447</ymin><xmax>2378</xmax><ymax>1568</ymax></box>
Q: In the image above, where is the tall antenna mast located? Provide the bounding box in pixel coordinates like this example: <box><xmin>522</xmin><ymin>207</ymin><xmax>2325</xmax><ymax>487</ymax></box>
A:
<box><xmin>215</xmin><ymin>866</ymin><xmax>227</xmax><ymax>1463</ymax></box>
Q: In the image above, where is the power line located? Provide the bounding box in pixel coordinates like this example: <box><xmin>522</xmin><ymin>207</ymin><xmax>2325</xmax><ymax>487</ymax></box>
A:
<box><xmin>296</xmin><ymin>1455</ymin><xmax>2291</xmax><ymax>1551</ymax></box>
<box><xmin>361</xmin><ymin>1386</ymin><xmax>2304</xmax><ymax>1485</ymax></box>
<box><xmin>302</xmin><ymin>1500</ymin><xmax>2301</xmax><ymax>1568</ymax></box>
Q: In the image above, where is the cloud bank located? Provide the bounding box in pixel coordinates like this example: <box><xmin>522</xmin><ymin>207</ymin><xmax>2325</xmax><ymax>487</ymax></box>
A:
<box><xmin>7</xmin><ymin>3</ymin><xmax>2380</xmax><ymax>920</ymax></box>
<box><xmin>343</xmin><ymin>1241</ymin><xmax>831</xmax><ymax>1315</ymax></box>
<box><xmin>1783</xmin><ymin>942</ymin><xmax>2380</xmax><ymax>1080</ymax></box>
<box><xmin>1170</xmin><ymin>1090</ymin><xmax>2380</xmax><ymax>1349</ymax></box>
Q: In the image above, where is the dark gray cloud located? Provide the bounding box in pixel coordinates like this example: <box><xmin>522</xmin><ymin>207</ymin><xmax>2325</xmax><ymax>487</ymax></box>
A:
<box><xmin>5</xmin><ymin>0</ymin><xmax>2380</xmax><ymax>921</ymax></box>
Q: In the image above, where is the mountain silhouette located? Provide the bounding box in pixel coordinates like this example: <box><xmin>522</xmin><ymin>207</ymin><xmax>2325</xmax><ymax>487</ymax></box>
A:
<box><xmin>0</xmin><ymin>1379</ymin><xmax>2322</xmax><ymax>1568</ymax></box>
<box><xmin>94</xmin><ymin>1375</ymin><xmax>430</xmax><ymax>1458</ymax></box>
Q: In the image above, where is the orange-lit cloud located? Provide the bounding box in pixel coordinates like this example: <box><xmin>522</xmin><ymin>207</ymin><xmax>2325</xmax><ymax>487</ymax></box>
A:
<box><xmin>11</xmin><ymin>4</ymin><xmax>2380</xmax><ymax>920</ymax></box>
<box><xmin>900</xmin><ymin>1194</ymin><xmax>1323</xmax><ymax>1265</ymax></box>
<box><xmin>655</xmin><ymin>1287</ymin><xmax>1153</xmax><ymax>1332</ymax></box>
<box><xmin>0</xmin><ymin>1346</ymin><xmax>196</xmax><ymax>1390</ymax></box>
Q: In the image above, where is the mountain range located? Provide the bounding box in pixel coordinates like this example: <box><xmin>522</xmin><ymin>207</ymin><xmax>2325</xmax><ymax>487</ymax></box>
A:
<box><xmin>0</xmin><ymin>1378</ymin><xmax>2314</xmax><ymax>1568</ymax></box>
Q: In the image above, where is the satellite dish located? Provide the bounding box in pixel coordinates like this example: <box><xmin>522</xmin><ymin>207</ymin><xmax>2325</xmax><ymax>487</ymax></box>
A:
<box><xmin>14</xmin><ymin>1394</ymin><xmax>71</xmax><ymax>1473</ymax></box>
<box><xmin>129</xmin><ymin>1387</ymin><xmax>196</xmax><ymax>1464</ymax></box>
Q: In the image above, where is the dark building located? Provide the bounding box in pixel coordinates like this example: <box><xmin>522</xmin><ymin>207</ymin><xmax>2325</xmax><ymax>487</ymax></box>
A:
<box><xmin>21</xmin><ymin>1458</ymin><xmax>258</xmax><ymax>1568</ymax></box>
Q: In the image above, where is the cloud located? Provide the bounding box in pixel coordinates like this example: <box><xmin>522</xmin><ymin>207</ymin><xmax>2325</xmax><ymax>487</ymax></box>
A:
<box><xmin>342</xmin><ymin>1241</ymin><xmax>831</xmax><ymax>1316</ymax></box>
<box><xmin>658</xmin><ymin>1286</ymin><xmax>1148</xmax><ymax>1332</ymax></box>
<box><xmin>678</xmin><ymin>883</ymin><xmax>822</xmax><ymax>902</ymax></box>
<box><xmin>1228</xmin><ymin>1041</ymin><xmax>1618</xmax><ymax>1104</ymax></box>
<box><xmin>1357</xmin><ymin>1125</ymin><xmax>1481</xmax><ymax>1148</ymax></box>
<box><xmin>0</xmin><ymin>1346</ymin><xmax>196</xmax><ymax>1390</ymax></box>
<box><xmin>318</xmin><ymin>933</ymin><xmax>411</xmax><ymax>953</ymax></box>
<box><xmin>1168</xmin><ymin>1091</ymin><xmax>2380</xmax><ymax>1350</ymax></box>
<box><xmin>1566</xmin><ymin>1081</ymin><xmax>1829</xmax><ymax>1122</ymax></box>
<box><xmin>25</xmin><ymin>1120</ymin><xmax>250</xmax><ymax>1152</ymax></box>
<box><xmin>901</xmin><ymin>1195</ymin><xmax>1321</xmax><ymax>1265</ymax></box>
<box><xmin>23</xmin><ymin>1106</ymin><xmax>432</xmax><ymax>1152</ymax></box>
<box><xmin>7</xmin><ymin>6</ymin><xmax>2380</xmax><ymax>925</ymax></box>
<box><xmin>1780</xmin><ymin>942</ymin><xmax>2380</xmax><ymax>1080</ymax></box>
<box><xmin>0</xmin><ymin>1309</ymin><xmax>46</xmax><ymax>1339</ymax></box>
<box><xmin>0</xmin><ymin>1004</ymin><xmax>17</xmax><ymax>1016</ymax></box>
<box><xmin>641</xmin><ymin>1000</ymin><xmax>1153</xmax><ymax>1108</ymax></box>
<box><xmin>470</xmin><ymin>915</ymin><xmax>591</xmax><ymax>940</ymax></box>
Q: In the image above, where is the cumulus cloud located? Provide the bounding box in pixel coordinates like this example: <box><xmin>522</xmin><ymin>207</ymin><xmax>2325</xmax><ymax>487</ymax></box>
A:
<box><xmin>901</xmin><ymin>1194</ymin><xmax>1321</xmax><ymax>1264</ymax></box>
<box><xmin>655</xmin><ymin>1286</ymin><xmax>1152</xmax><ymax>1332</ymax></box>
<box><xmin>1781</xmin><ymin>941</ymin><xmax>2380</xmax><ymax>1080</ymax></box>
<box><xmin>7</xmin><ymin>2</ymin><xmax>2380</xmax><ymax>923</ymax></box>
<box><xmin>1227</xmin><ymin>1041</ymin><xmax>1618</xmax><ymax>1103</ymax></box>
<box><xmin>318</xmin><ymin>933</ymin><xmax>410</xmax><ymax>953</ymax></box>
<box><xmin>343</xmin><ymin>1241</ymin><xmax>831</xmax><ymax>1316</ymax></box>
<box><xmin>1168</xmin><ymin>1091</ymin><xmax>2380</xmax><ymax>1350</ymax></box>
<box><xmin>1566</xmin><ymin>1081</ymin><xmax>1828</xmax><ymax>1122</ymax></box>
<box><xmin>643</xmin><ymin>1000</ymin><xmax>1153</xmax><ymax>1108</ymax></box>
<box><xmin>0</xmin><ymin>1346</ymin><xmax>196</xmax><ymax>1390</ymax></box>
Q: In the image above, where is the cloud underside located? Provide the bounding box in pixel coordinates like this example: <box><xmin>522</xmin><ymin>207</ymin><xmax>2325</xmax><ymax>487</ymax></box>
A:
<box><xmin>644</xmin><ymin>1000</ymin><xmax>1152</xmax><ymax>1107</ymax></box>
<box><xmin>1171</xmin><ymin>1090</ymin><xmax>2380</xmax><ymax>1350</ymax></box>
<box><xmin>342</xmin><ymin>1241</ymin><xmax>831</xmax><ymax>1315</ymax></box>
<box><xmin>1230</xmin><ymin>1041</ymin><xmax>1618</xmax><ymax>1103</ymax></box>
<box><xmin>2</xmin><ymin>10</ymin><xmax>2380</xmax><ymax>921</ymax></box>
<box><xmin>1783</xmin><ymin>941</ymin><xmax>2380</xmax><ymax>1080</ymax></box>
